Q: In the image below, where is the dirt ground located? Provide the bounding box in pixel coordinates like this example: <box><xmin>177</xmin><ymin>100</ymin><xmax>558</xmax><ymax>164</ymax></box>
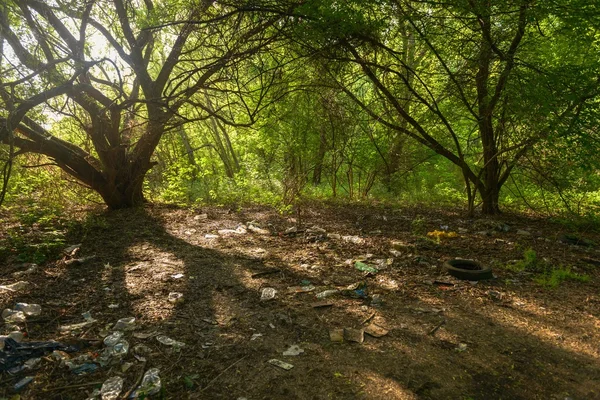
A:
<box><xmin>1</xmin><ymin>202</ymin><xmax>600</xmax><ymax>399</ymax></box>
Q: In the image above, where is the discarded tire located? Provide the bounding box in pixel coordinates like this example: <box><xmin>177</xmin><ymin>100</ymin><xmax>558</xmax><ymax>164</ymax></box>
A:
<box><xmin>443</xmin><ymin>259</ymin><xmax>493</xmax><ymax>281</ymax></box>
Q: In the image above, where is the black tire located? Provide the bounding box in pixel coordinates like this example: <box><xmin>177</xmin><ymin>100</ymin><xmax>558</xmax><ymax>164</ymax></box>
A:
<box><xmin>443</xmin><ymin>259</ymin><xmax>493</xmax><ymax>281</ymax></box>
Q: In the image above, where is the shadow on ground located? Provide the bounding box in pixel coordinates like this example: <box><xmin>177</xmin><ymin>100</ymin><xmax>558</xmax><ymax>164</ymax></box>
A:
<box><xmin>1</xmin><ymin>203</ymin><xmax>599</xmax><ymax>399</ymax></box>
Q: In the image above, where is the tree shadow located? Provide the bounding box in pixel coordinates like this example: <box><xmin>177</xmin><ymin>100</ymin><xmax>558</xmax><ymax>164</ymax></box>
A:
<box><xmin>1</xmin><ymin>203</ymin><xmax>599</xmax><ymax>400</ymax></box>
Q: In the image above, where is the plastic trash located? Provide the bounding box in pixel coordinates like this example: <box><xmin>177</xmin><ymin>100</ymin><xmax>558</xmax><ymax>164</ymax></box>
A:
<box><xmin>0</xmin><ymin>281</ymin><xmax>30</xmax><ymax>292</ymax></box>
<box><xmin>15</xmin><ymin>303</ymin><xmax>42</xmax><ymax>316</ymax></box>
<box><xmin>168</xmin><ymin>292</ymin><xmax>184</xmax><ymax>303</ymax></box>
<box><xmin>283</xmin><ymin>345</ymin><xmax>304</xmax><ymax>356</ymax></box>
<box><xmin>354</xmin><ymin>261</ymin><xmax>378</xmax><ymax>273</ymax></box>
<box><xmin>260</xmin><ymin>287</ymin><xmax>277</xmax><ymax>301</ymax></box>
<box><xmin>59</xmin><ymin>321</ymin><xmax>96</xmax><ymax>332</ymax></box>
<box><xmin>72</xmin><ymin>362</ymin><xmax>98</xmax><ymax>375</ymax></box>
<box><xmin>156</xmin><ymin>335</ymin><xmax>186</xmax><ymax>348</ymax></box>
<box><xmin>106</xmin><ymin>340</ymin><xmax>129</xmax><ymax>358</ymax></box>
<box><xmin>315</xmin><ymin>289</ymin><xmax>339</xmax><ymax>299</ymax></box>
<box><xmin>113</xmin><ymin>317</ymin><xmax>136</xmax><ymax>331</ymax></box>
<box><xmin>82</xmin><ymin>311</ymin><xmax>96</xmax><ymax>322</ymax></box>
<box><xmin>14</xmin><ymin>376</ymin><xmax>34</xmax><ymax>391</ymax></box>
<box><xmin>2</xmin><ymin>309</ymin><xmax>26</xmax><ymax>323</ymax></box>
<box><xmin>12</xmin><ymin>264</ymin><xmax>38</xmax><ymax>277</ymax></box>
<box><xmin>101</xmin><ymin>376</ymin><xmax>124</xmax><ymax>400</ymax></box>
<box><xmin>1</xmin><ymin>338</ymin><xmax>78</xmax><ymax>372</ymax></box>
<box><xmin>0</xmin><ymin>331</ymin><xmax>24</xmax><ymax>349</ymax></box>
<box><xmin>267</xmin><ymin>359</ymin><xmax>293</xmax><ymax>370</ymax></box>
<box><xmin>171</xmin><ymin>273</ymin><xmax>184</xmax><ymax>279</ymax></box>
<box><xmin>103</xmin><ymin>332</ymin><xmax>124</xmax><ymax>347</ymax></box>
<box><xmin>7</xmin><ymin>357</ymin><xmax>41</xmax><ymax>374</ymax></box>
<box><xmin>131</xmin><ymin>368</ymin><xmax>161</xmax><ymax>398</ymax></box>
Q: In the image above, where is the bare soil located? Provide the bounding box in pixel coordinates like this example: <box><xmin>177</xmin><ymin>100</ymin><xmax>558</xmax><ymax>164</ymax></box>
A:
<box><xmin>1</xmin><ymin>202</ymin><xmax>600</xmax><ymax>399</ymax></box>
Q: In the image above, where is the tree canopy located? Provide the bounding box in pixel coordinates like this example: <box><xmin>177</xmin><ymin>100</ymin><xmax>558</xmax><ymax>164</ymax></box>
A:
<box><xmin>1</xmin><ymin>0</ymin><xmax>600</xmax><ymax>214</ymax></box>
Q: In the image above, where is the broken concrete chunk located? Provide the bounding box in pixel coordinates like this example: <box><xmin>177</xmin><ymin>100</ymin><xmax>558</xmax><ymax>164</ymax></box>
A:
<box><xmin>343</xmin><ymin>328</ymin><xmax>364</xmax><ymax>343</ymax></box>
<box><xmin>364</xmin><ymin>323</ymin><xmax>389</xmax><ymax>338</ymax></box>
<box><xmin>329</xmin><ymin>329</ymin><xmax>344</xmax><ymax>343</ymax></box>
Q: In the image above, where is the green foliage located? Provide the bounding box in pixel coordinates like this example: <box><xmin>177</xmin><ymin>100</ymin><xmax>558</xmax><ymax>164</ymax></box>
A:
<box><xmin>0</xmin><ymin>203</ymin><xmax>67</xmax><ymax>264</ymax></box>
<box><xmin>411</xmin><ymin>215</ymin><xmax>427</xmax><ymax>235</ymax></box>
<box><xmin>507</xmin><ymin>248</ymin><xmax>547</xmax><ymax>273</ymax></box>
<box><xmin>535</xmin><ymin>267</ymin><xmax>590</xmax><ymax>289</ymax></box>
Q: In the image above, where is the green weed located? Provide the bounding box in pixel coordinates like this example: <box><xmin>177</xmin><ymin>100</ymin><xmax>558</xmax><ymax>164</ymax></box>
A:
<box><xmin>535</xmin><ymin>267</ymin><xmax>590</xmax><ymax>289</ymax></box>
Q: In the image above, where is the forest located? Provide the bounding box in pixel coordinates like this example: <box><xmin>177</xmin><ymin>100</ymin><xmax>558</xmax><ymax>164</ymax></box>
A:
<box><xmin>1</xmin><ymin>1</ymin><xmax>600</xmax><ymax>399</ymax></box>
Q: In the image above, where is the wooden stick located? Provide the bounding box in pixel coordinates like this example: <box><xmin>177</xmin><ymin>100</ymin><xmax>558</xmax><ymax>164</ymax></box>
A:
<box><xmin>44</xmin><ymin>381</ymin><xmax>103</xmax><ymax>391</ymax></box>
<box><xmin>362</xmin><ymin>312</ymin><xmax>376</xmax><ymax>325</ymax></box>
<box><xmin>121</xmin><ymin>361</ymin><xmax>147</xmax><ymax>399</ymax></box>
<box><xmin>201</xmin><ymin>355</ymin><xmax>248</xmax><ymax>392</ymax></box>
<box><xmin>428</xmin><ymin>319</ymin><xmax>446</xmax><ymax>336</ymax></box>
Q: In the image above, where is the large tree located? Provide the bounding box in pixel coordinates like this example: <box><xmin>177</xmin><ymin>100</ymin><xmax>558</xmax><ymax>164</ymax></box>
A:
<box><xmin>0</xmin><ymin>0</ymin><xmax>286</xmax><ymax>208</ymax></box>
<box><xmin>296</xmin><ymin>0</ymin><xmax>600</xmax><ymax>214</ymax></box>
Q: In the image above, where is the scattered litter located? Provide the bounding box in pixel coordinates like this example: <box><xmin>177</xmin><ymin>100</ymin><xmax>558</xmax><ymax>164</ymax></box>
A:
<box><xmin>171</xmin><ymin>273</ymin><xmax>185</xmax><ymax>279</ymax></box>
<box><xmin>131</xmin><ymin>368</ymin><xmax>162</xmax><ymax>398</ymax></box>
<box><xmin>103</xmin><ymin>338</ymin><xmax>129</xmax><ymax>359</ymax></box>
<box><xmin>13</xmin><ymin>376</ymin><xmax>34</xmax><ymax>392</ymax></box>
<box><xmin>2</xmin><ymin>310</ymin><xmax>26</xmax><ymax>324</ymax></box>
<box><xmin>218</xmin><ymin>226</ymin><xmax>247</xmax><ymax>235</ymax></box>
<box><xmin>267</xmin><ymin>359</ymin><xmax>294</xmax><ymax>370</ymax></box>
<box><xmin>168</xmin><ymin>292</ymin><xmax>184</xmax><ymax>303</ymax></box>
<box><xmin>260</xmin><ymin>287</ymin><xmax>277</xmax><ymax>301</ymax></box>
<box><xmin>370</xmin><ymin>294</ymin><xmax>383</xmax><ymax>307</ymax></box>
<box><xmin>14</xmin><ymin>303</ymin><xmax>42</xmax><ymax>316</ymax></box>
<box><xmin>316</xmin><ymin>289</ymin><xmax>339</xmax><ymax>299</ymax></box>
<box><xmin>0</xmin><ymin>332</ymin><xmax>24</xmax><ymax>349</ymax></box>
<box><xmin>59</xmin><ymin>321</ymin><xmax>95</xmax><ymax>332</ymax></box>
<box><xmin>133</xmin><ymin>344</ymin><xmax>152</xmax><ymax>357</ymax></box>
<box><xmin>122</xmin><ymin>362</ymin><xmax>133</xmax><ymax>373</ymax></box>
<box><xmin>12</xmin><ymin>264</ymin><xmax>38</xmax><ymax>277</ymax></box>
<box><xmin>342</xmin><ymin>235</ymin><xmax>364</xmax><ymax>244</ymax></box>
<box><xmin>269</xmin><ymin>323</ymin><xmax>276</xmax><ymax>329</ymax></box>
<box><xmin>327</xmin><ymin>233</ymin><xmax>341</xmax><ymax>240</ymax></box>
<box><xmin>251</xmin><ymin>269</ymin><xmax>281</xmax><ymax>279</ymax></box>
<box><xmin>344</xmin><ymin>328</ymin><xmax>364</xmax><ymax>343</ymax></box>
<box><xmin>72</xmin><ymin>362</ymin><xmax>98</xmax><ymax>375</ymax></box>
<box><xmin>250</xmin><ymin>333</ymin><xmax>263</xmax><ymax>341</ymax></box>
<box><xmin>205</xmin><ymin>234</ymin><xmax>219</xmax><ymax>239</ymax></box>
<box><xmin>7</xmin><ymin>356</ymin><xmax>41</xmax><ymax>374</ymax></box>
<box><xmin>156</xmin><ymin>335</ymin><xmax>186</xmax><ymax>349</ymax></box>
<box><xmin>63</xmin><ymin>244</ymin><xmax>82</xmax><ymax>256</ymax></box>
<box><xmin>329</xmin><ymin>329</ymin><xmax>344</xmax><ymax>342</ymax></box>
<box><xmin>184</xmin><ymin>229</ymin><xmax>197</xmax><ymax>235</ymax></box>
<box><xmin>287</xmin><ymin>285</ymin><xmax>316</xmax><ymax>293</ymax></box>
<box><xmin>101</xmin><ymin>376</ymin><xmax>124</xmax><ymax>400</ymax></box>
<box><xmin>283</xmin><ymin>345</ymin><xmax>304</xmax><ymax>356</ymax></box>
<box><xmin>194</xmin><ymin>213</ymin><xmax>208</xmax><ymax>221</ymax></box>
<box><xmin>488</xmin><ymin>290</ymin><xmax>503</xmax><ymax>301</ymax></box>
<box><xmin>113</xmin><ymin>317</ymin><xmax>136</xmax><ymax>331</ymax></box>
<box><xmin>0</xmin><ymin>281</ymin><xmax>30</xmax><ymax>292</ymax></box>
<box><xmin>311</xmin><ymin>301</ymin><xmax>334</xmax><ymax>308</ymax></box>
<box><xmin>64</xmin><ymin>255</ymin><xmax>96</xmax><ymax>266</ymax></box>
<box><xmin>457</xmin><ymin>343</ymin><xmax>468</xmax><ymax>352</ymax></box>
<box><xmin>1</xmin><ymin>338</ymin><xmax>78</xmax><ymax>372</ymax></box>
<box><xmin>247</xmin><ymin>223</ymin><xmax>270</xmax><ymax>235</ymax></box>
<box><xmin>341</xmin><ymin>282</ymin><xmax>368</xmax><ymax>298</ymax></box>
<box><xmin>427</xmin><ymin>230</ymin><xmax>458</xmax><ymax>239</ymax></box>
<box><xmin>133</xmin><ymin>332</ymin><xmax>157</xmax><ymax>340</ymax></box>
<box><xmin>82</xmin><ymin>311</ymin><xmax>96</xmax><ymax>322</ymax></box>
<box><xmin>108</xmin><ymin>304</ymin><xmax>120</xmax><ymax>309</ymax></box>
<box><xmin>354</xmin><ymin>261</ymin><xmax>378</xmax><ymax>273</ymax></box>
<box><xmin>104</xmin><ymin>332</ymin><xmax>124</xmax><ymax>347</ymax></box>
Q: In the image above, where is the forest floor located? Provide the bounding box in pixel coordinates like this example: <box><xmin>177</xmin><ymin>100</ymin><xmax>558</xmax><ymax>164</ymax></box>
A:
<box><xmin>1</xmin><ymin>202</ymin><xmax>600</xmax><ymax>400</ymax></box>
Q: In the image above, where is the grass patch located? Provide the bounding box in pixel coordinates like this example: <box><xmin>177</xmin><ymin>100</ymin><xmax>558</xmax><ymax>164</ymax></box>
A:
<box><xmin>535</xmin><ymin>267</ymin><xmax>590</xmax><ymax>289</ymax></box>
